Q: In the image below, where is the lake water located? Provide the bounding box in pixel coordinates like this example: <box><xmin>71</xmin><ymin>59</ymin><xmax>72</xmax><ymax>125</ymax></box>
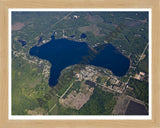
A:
<box><xmin>29</xmin><ymin>35</ymin><xmax>130</xmax><ymax>86</ymax></box>
<box><xmin>18</xmin><ymin>40</ymin><xmax>27</xmax><ymax>46</ymax></box>
<box><xmin>81</xmin><ymin>33</ymin><xmax>87</xmax><ymax>38</ymax></box>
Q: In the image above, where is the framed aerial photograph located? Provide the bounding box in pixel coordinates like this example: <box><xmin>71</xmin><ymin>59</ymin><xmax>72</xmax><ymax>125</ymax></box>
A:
<box><xmin>9</xmin><ymin>9</ymin><xmax>151</xmax><ymax>120</ymax></box>
<box><xmin>0</xmin><ymin>0</ymin><xmax>160</xmax><ymax>128</ymax></box>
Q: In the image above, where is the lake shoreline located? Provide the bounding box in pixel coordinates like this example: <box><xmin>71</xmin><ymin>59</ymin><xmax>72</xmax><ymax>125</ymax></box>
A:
<box><xmin>29</xmin><ymin>35</ymin><xmax>130</xmax><ymax>86</ymax></box>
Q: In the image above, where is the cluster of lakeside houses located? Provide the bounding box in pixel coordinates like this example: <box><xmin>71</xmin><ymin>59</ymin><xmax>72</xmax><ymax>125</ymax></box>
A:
<box><xmin>75</xmin><ymin>66</ymin><xmax>98</xmax><ymax>82</ymax></box>
<box><xmin>74</xmin><ymin>64</ymin><xmax>147</xmax><ymax>94</ymax></box>
<box><xmin>75</xmin><ymin>65</ymin><xmax>126</xmax><ymax>93</ymax></box>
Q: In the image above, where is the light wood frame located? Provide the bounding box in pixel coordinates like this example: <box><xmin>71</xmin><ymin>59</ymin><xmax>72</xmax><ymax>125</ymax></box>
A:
<box><xmin>0</xmin><ymin>0</ymin><xmax>160</xmax><ymax>127</ymax></box>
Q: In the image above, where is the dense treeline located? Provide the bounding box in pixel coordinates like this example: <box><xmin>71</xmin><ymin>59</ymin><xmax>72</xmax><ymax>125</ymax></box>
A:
<box><xmin>127</xmin><ymin>78</ymin><xmax>148</xmax><ymax>104</ymax></box>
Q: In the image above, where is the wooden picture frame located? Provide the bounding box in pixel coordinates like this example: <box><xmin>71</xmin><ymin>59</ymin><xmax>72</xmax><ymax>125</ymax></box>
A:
<box><xmin>0</xmin><ymin>0</ymin><xmax>160</xmax><ymax>127</ymax></box>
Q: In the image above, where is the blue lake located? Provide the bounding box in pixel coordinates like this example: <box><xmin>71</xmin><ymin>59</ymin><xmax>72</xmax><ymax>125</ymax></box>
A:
<box><xmin>29</xmin><ymin>36</ymin><xmax>130</xmax><ymax>86</ymax></box>
<box><xmin>81</xmin><ymin>33</ymin><xmax>87</xmax><ymax>38</ymax></box>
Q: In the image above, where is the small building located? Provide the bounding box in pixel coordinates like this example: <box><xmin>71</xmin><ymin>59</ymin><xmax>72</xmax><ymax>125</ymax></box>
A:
<box><xmin>134</xmin><ymin>71</ymin><xmax>145</xmax><ymax>81</ymax></box>
<box><xmin>140</xmin><ymin>72</ymin><xmax>145</xmax><ymax>76</ymax></box>
<box><xmin>73</xmin><ymin>15</ymin><xmax>78</xmax><ymax>19</ymax></box>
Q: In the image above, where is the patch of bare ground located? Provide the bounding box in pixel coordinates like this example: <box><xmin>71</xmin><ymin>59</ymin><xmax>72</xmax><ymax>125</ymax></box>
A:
<box><xmin>112</xmin><ymin>95</ymin><xmax>130</xmax><ymax>115</ymax></box>
<box><xmin>125</xmin><ymin>17</ymin><xmax>133</xmax><ymax>20</ymax></box>
<box><xmin>127</xmin><ymin>19</ymin><xmax>147</xmax><ymax>27</ymax></box>
<box><xmin>112</xmin><ymin>94</ymin><xmax>146</xmax><ymax>115</ymax></box>
<box><xmin>85</xmin><ymin>14</ymin><xmax>104</xmax><ymax>23</ymax></box>
<box><xmin>28</xmin><ymin>107</ymin><xmax>48</xmax><ymax>115</ymax></box>
<box><xmin>78</xmin><ymin>24</ymin><xmax>105</xmax><ymax>37</ymax></box>
<box><xmin>59</xmin><ymin>81</ymin><xmax>94</xmax><ymax>110</ymax></box>
<box><xmin>12</xmin><ymin>22</ymin><xmax>25</xmax><ymax>31</ymax></box>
